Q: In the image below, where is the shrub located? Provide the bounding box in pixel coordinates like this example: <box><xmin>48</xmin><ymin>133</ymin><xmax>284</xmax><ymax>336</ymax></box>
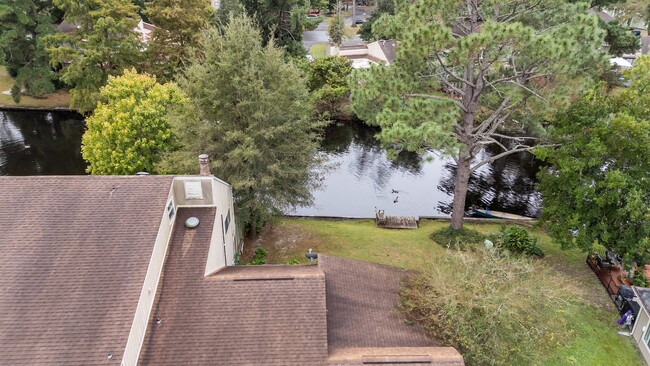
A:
<box><xmin>430</xmin><ymin>227</ymin><xmax>483</xmax><ymax>251</ymax></box>
<box><xmin>493</xmin><ymin>225</ymin><xmax>544</xmax><ymax>257</ymax></box>
<box><xmin>251</xmin><ymin>247</ymin><xmax>268</xmax><ymax>265</ymax></box>
<box><xmin>284</xmin><ymin>258</ymin><xmax>301</xmax><ymax>265</ymax></box>
<box><xmin>400</xmin><ymin>247</ymin><xmax>576</xmax><ymax>365</ymax></box>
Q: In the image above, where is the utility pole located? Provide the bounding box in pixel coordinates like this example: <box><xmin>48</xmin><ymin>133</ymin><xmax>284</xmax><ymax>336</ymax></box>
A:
<box><xmin>351</xmin><ymin>0</ymin><xmax>357</xmax><ymax>27</ymax></box>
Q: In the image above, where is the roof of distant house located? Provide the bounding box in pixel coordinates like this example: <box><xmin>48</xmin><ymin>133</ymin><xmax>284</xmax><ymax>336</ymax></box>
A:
<box><xmin>588</xmin><ymin>8</ymin><xmax>614</xmax><ymax>23</ymax></box>
<box><xmin>0</xmin><ymin>176</ymin><xmax>174</xmax><ymax>365</ymax></box>
<box><xmin>641</xmin><ymin>36</ymin><xmax>650</xmax><ymax>55</ymax></box>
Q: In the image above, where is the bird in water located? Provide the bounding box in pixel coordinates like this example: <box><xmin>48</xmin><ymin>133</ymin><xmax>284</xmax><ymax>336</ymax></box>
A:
<box><xmin>393</xmin><ymin>196</ymin><xmax>399</xmax><ymax>203</ymax></box>
<box><xmin>391</xmin><ymin>189</ymin><xmax>399</xmax><ymax>194</ymax></box>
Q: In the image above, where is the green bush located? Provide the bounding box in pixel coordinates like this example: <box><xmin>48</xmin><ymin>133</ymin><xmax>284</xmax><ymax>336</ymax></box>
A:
<box><xmin>430</xmin><ymin>227</ymin><xmax>483</xmax><ymax>251</ymax></box>
<box><xmin>400</xmin><ymin>247</ymin><xmax>576</xmax><ymax>365</ymax></box>
<box><xmin>284</xmin><ymin>258</ymin><xmax>301</xmax><ymax>265</ymax></box>
<box><xmin>251</xmin><ymin>247</ymin><xmax>268</xmax><ymax>265</ymax></box>
<box><xmin>493</xmin><ymin>225</ymin><xmax>544</xmax><ymax>257</ymax></box>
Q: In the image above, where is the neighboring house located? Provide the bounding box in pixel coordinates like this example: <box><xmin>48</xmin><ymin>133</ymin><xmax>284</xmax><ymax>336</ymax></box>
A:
<box><xmin>631</xmin><ymin>287</ymin><xmax>650</xmax><ymax>364</ymax></box>
<box><xmin>56</xmin><ymin>18</ymin><xmax>155</xmax><ymax>44</ymax></box>
<box><xmin>134</xmin><ymin>19</ymin><xmax>155</xmax><ymax>44</ymax></box>
<box><xmin>0</xmin><ymin>159</ymin><xmax>464</xmax><ymax>365</ymax></box>
<box><xmin>329</xmin><ymin>40</ymin><xmax>397</xmax><ymax>69</ymax></box>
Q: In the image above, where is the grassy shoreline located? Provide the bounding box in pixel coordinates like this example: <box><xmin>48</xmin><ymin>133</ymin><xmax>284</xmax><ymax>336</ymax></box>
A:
<box><xmin>245</xmin><ymin>218</ymin><xmax>643</xmax><ymax>365</ymax></box>
<box><xmin>0</xmin><ymin>67</ymin><xmax>71</xmax><ymax>109</ymax></box>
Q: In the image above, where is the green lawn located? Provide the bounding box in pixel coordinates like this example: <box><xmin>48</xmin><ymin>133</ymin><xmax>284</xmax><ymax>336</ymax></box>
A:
<box><xmin>246</xmin><ymin>218</ymin><xmax>644</xmax><ymax>366</ymax></box>
<box><xmin>310</xmin><ymin>43</ymin><xmax>328</xmax><ymax>59</ymax></box>
<box><xmin>0</xmin><ymin>67</ymin><xmax>71</xmax><ymax>109</ymax></box>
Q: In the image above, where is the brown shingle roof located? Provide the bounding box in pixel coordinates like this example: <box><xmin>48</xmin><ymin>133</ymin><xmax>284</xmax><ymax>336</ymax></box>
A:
<box><xmin>0</xmin><ymin>176</ymin><xmax>173</xmax><ymax>365</ymax></box>
<box><xmin>139</xmin><ymin>207</ymin><xmax>329</xmax><ymax>365</ymax></box>
<box><xmin>321</xmin><ymin>255</ymin><xmax>438</xmax><ymax>349</ymax></box>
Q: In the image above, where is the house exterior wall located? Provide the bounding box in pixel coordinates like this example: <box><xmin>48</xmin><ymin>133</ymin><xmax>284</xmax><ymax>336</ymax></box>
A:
<box><xmin>204</xmin><ymin>178</ymin><xmax>237</xmax><ymax>275</ymax></box>
<box><xmin>632</xmin><ymin>305</ymin><xmax>650</xmax><ymax>364</ymax></box>
<box><xmin>121</xmin><ymin>187</ymin><xmax>176</xmax><ymax>366</ymax></box>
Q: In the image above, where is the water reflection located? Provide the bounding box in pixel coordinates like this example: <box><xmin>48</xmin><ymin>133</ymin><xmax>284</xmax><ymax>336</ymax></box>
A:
<box><xmin>293</xmin><ymin>122</ymin><xmax>542</xmax><ymax>218</ymax></box>
<box><xmin>0</xmin><ymin>111</ymin><xmax>541</xmax><ymax>218</ymax></box>
<box><xmin>0</xmin><ymin>110</ymin><xmax>86</xmax><ymax>176</ymax></box>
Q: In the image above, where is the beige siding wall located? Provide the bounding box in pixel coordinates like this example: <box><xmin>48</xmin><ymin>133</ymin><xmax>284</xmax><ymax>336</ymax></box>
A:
<box><xmin>204</xmin><ymin>178</ymin><xmax>237</xmax><ymax>276</ymax></box>
<box><xmin>632</xmin><ymin>307</ymin><xmax>650</xmax><ymax>365</ymax></box>
<box><xmin>121</xmin><ymin>192</ymin><xmax>176</xmax><ymax>366</ymax></box>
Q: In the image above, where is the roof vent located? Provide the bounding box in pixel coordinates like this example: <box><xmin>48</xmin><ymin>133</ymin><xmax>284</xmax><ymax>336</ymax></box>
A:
<box><xmin>306</xmin><ymin>248</ymin><xmax>318</xmax><ymax>265</ymax></box>
<box><xmin>107</xmin><ymin>352</ymin><xmax>113</xmax><ymax>360</ymax></box>
<box><xmin>185</xmin><ymin>217</ymin><xmax>200</xmax><ymax>228</ymax></box>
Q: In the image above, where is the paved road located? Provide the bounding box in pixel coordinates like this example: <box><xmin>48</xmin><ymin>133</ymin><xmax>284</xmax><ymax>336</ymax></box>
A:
<box><xmin>302</xmin><ymin>10</ymin><xmax>368</xmax><ymax>52</ymax></box>
<box><xmin>303</xmin><ymin>20</ymin><xmax>330</xmax><ymax>51</ymax></box>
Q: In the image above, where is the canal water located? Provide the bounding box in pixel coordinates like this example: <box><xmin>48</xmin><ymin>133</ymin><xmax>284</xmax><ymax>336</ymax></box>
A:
<box><xmin>0</xmin><ymin>110</ymin><xmax>542</xmax><ymax>218</ymax></box>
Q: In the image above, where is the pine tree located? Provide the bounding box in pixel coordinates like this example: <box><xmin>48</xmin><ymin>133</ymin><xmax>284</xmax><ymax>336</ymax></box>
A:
<box><xmin>144</xmin><ymin>0</ymin><xmax>212</xmax><ymax>82</ymax></box>
<box><xmin>161</xmin><ymin>16</ymin><xmax>321</xmax><ymax>237</ymax></box>
<box><xmin>44</xmin><ymin>0</ymin><xmax>143</xmax><ymax>113</ymax></box>
<box><xmin>351</xmin><ymin>0</ymin><xmax>606</xmax><ymax>230</ymax></box>
<box><xmin>328</xmin><ymin>13</ymin><xmax>345</xmax><ymax>46</ymax></box>
<box><xmin>0</xmin><ymin>0</ymin><xmax>59</xmax><ymax>99</ymax></box>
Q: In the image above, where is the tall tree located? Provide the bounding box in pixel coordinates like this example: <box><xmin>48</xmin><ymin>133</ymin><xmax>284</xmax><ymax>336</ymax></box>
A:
<box><xmin>145</xmin><ymin>0</ymin><xmax>212</xmax><ymax>81</ymax></box>
<box><xmin>351</xmin><ymin>0</ymin><xmax>606</xmax><ymax>230</ymax></box>
<box><xmin>161</xmin><ymin>16</ymin><xmax>322</xmax><ymax>237</ymax></box>
<box><xmin>328</xmin><ymin>13</ymin><xmax>345</xmax><ymax>46</ymax></box>
<box><xmin>44</xmin><ymin>0</ymin><xmax>142</xmax><ymax>113</ymax></box>
<box><xmin>0</xmin><ymin>0</ymin><xmax>59</xmax><ymax>100</ymax></box>
<box><xmin>240</xmin><ymin>0</ymin><xmax>308</xmax><ymax>56</ymax></box>
<box><xmin>82</xmin><ymin>69</ymin><xmax>187</xmax><ymax>175</ymax></box>
<box><xmin>358</xmin><ymin>0</ymin><xmax>394</xmax><ymax>42</ymax></box>
<box><xmin>536</xmin><ymin>57</ymin><xmax>650</xmax><ymax>261</ymax></box>
<box><xmin>602</xmin><ymin>20</ymin><xmax>640</xmax><ymax>56</ymax></box>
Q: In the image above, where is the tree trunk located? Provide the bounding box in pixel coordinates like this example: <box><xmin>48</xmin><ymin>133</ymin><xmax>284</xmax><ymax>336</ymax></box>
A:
<box><xmin>450</xmin><ymin>154</ymin><xmax>472</xmax><ymax>230</ymax></box>
<box><xmin>248</xmin><ymin>206</ymin><xmax>257</xmax><ymax>238</ymax></box>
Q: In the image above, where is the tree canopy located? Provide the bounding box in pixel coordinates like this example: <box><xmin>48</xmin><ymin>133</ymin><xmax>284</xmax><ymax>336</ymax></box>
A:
<box><xmin>44</xmin><ymin>0</ymin><xmax>143</xmax><ymax>113</ymax></box>
<box><xmin>161</xmin><ymin>16</ymin><xmax>322</xmax><ymax>236</ymax></box>
<box><xmin>536</xmin><ymin>56</ymin><xmax>650</xmax><ymax>262</ymax></box>
<box><xmin>145</xmin><ymin>0</ymin><xmax>212</xmax><ymax>81</ymax></box>
<box><xmin>602</xmin><ymin>20</ymin><xmax>640</xmax><ymax>56</ymax></box>
<box><xmin>240</xmin><ymin>0</ymin><xmax>309</xmax><ymax>56</ymax></box>
<box><xmin>350</xmin><ymin>0</ymin><xmax>606</xmax><ymax>230</ymax></box>
<box><xmin>81</xmin><ymin>69</ymin><xmax>187</xmax><ymax>175</ymax></box>
<box><xmin>307</xmin><ymin>56</ymin><xmax>353</xmax><ymax>118</ymax></box>
<box><xmin>0</xmin><ymin>0</ymin><xmax>59</xmax><ymax>100</ymax></box>
<box><xmin>327</xmin><ymin>13</ymin><xmax>345</xmax><ymax>46</ymax></box>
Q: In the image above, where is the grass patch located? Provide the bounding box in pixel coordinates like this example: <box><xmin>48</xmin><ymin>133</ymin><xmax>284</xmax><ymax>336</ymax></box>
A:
<box><xmin>245</xmin><ymin>218</ymin><xmax>643</xmax><ymax>366</ymax></box>
<box><xmin>0</xmin><ymin>67</ymin><xmax>70</xmax><ymax>109</ymax></box>
<box><xmin>310</xmin><ymin>43</ymin><xmax>328</xmax><ymax>59</ymax></box>
<box><xmin>344</xmin><ymin>25</ymin><xmax>358</xmax><ymax>38</ymax></box>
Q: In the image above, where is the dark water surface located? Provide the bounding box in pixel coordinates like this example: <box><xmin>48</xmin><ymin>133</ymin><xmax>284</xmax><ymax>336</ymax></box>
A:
<box><xmin>0</xmin><ymin>110</ymin><xmax>86</xmax><ymax>175</ymax></box>
<box><xmin>0</xmin><ymin>110</ymin><xmax>542</xmax><ymax>217</ymax></box>
<box><xmin>291</xmin><ymin>122</ymin><xmax>543</xmax><ymax>218</ymax></box>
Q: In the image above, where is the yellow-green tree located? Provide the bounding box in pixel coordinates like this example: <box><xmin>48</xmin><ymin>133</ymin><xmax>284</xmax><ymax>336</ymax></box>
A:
<box><xmin>82</xmin><ymin>69</ymin><xmax>188</xmax><ymax>175</ymax></box>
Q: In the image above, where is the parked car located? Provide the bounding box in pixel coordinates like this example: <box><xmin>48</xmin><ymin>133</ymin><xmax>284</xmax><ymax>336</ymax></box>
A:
<box><xmin>354</xmin><ymin>19</ymin><xmax>365</xmax><ymax>24</ymax></box>
<box><xmin>307</xmin><ymin>14</ymin><xmax>319</xmax><ymax>18</ymax></box>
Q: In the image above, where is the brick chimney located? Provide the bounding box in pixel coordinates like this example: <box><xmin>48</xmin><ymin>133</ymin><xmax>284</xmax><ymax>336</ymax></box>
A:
<box><xmin>198</xmin><ymin>154</ymin><xmax>211</xmax><ymax>176</ymax></box>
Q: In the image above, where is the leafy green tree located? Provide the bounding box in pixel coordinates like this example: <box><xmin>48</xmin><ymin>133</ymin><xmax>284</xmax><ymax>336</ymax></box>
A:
<box><xmin>603</xmin><ymin>20</ymin><xmax>640</xmax><ymax>56</ymax></box>
<box><xmin>240</xmin><ymin>0</ymin><xmax>308</xmax><ymax>56</ymax></box>
<box><xmin>145</xmin><ymin>0</ymin><xmax>212</xmax><ymax>82</ymax></box>
<box><xmin>44</xmin><ymin>0</ymin><xmax>143</xmax><ymax>113</ymax></box>
<box><xmin>350</xmin><ymin>0</ymin><xmax>606</xmax><ymax>230</ymax></box>
<box><xmin>307</xmin><ymin>56</ymin><xmax>353</xmax><ymax>117</ymax></box>
<box><xmin>161</xmin><ymin>16</ymin><xmax>322</xmax><ymax>237</ymax></box>
<box><xmin>358</xmin><ymin>0</ymin><xmax>394</xmax><ymax>42</ymax></box>
<box><xmin>214</xmin><ymin>0</ymin><xmax>244</xmax><ymax>27</ymax></box>
<box><xmin>536</xmin><ymin>65</ymin><xmax>650</xmax><ymax>261</ymax></box>
<box><xmin>0</xmin><ymin>0</ymin><xmax>59</xmax><ymax>100</ymax></box>
<box><xmin>328</xmin><ymin>13</ymin><xmax>345</xmax><ymax>46</ymax></box>
<box><xmin>132</xmin><ymin>0</ymin><xmax>151</xmax><ymax>22</ymax></box>
<box><xmin>82</xmin><ymin>69</ymin><xmax>187</xmax><ymax>175</ymax></box>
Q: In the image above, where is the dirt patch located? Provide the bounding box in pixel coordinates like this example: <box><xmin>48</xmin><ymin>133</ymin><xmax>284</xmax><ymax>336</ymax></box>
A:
<box><xmin>242</xmin><ymin>222</ymin><xmax>324</xmax><ymax>264</ymax></box>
